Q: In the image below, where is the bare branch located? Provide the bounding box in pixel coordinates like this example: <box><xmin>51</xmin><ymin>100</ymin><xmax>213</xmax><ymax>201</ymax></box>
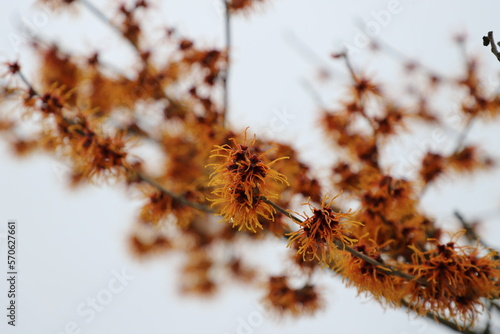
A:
<box><xmin>221</xmin><ymin>0</ymin><xmax>231</xmax><ymax>125</ymax></box>
<box><xmin>483</xmin><ymin>31</ymin><xmax>500</xmax><ymax>62</ymax></box>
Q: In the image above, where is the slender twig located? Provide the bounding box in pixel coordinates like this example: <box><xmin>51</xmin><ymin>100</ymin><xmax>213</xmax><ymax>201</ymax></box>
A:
<box><xmin>455</xmin><ymin>210</ymin><xmax>481</xmax><ymax>243</ymax></box>
<box><xmin>420</xmin><ymin>112</ymin><xmax>475</xmax><ymax>199</ymax></box>
<box><xmin>335</xmin><ymin>239</ymin><xmax>425</xmax><ymax>283</ymax></box>
<box><xmin>336</xmin><ymin>51</ymin><xmax>358</xmax><ymax>83</ymax></box>
<box><xmin>78</xmin><ymin>0</ymin><xmax>124</xmax><ymax>38</ymax></box>
<box><xmin>221</xmin><ymin>0</ymin><xmax>231</xmax><ymax>125</ymax></box>
<box><xmin>400</xmin><ymin>300</ymin><xmax>478</xmax><ymax>334</ymax></box>
<box><xmin>366</xmin><ymin>35</ymin><xmax>446</xmax><ymax>82</ymax></box>
<box><xmin>483</xmin><ymin>31</ymin><xmax>500</xmax><ymax>62</ymax></box>
<box><xmin>492</xmin><ymin>301</ymin><xmax>500</xmax><ymax>313</ymax></box>
<box><xmin>483</xmin><ymin>302</ymin><xmax>493</xmax><ymax>334</ymax></box>
<box><xmin>421</xmin><ymin>314</ymin><xmax>476</xmax><ymax>334</ymax></box>
<box><xmin>300</xmin><ymin>79</ymin><xmax>327</xmax><ymax>109</ymax></box>
<box><xmin>454</xmin><ymin>211</ymin><xmax>500</xmax><ymax>259</ymax></box>
<box><xmin>77</xmin><ymin>0</ymin><xmax>140</xmax><ymax>54</ymax></box>
<box><xmin>452</xmin><ymin>115</ymin><xmax>475</xmax><ymax>154</ymax></box>
<box><xmin>262</xmin><ymin>197</ymin><xmax>303</xmax><ymax>223</ymax></box>
<box><xmin>17</xmin><ymin>71</ymin><xmax>37</xmax><ymax>96</ymax></box>
<box><xmin>283</xmin><ymin>31</ymin><xmax>336</xmax><ymax>78</ymax></box>
<box><xmin>333</xmin><ymin>51</ymin><xmax>380</xmax><ymax>146</ymax></box>
<box><xmin>261</xmin><ymin>196</ymin><xmax>425</xmax><ymax>284</ymax></box>
<box><xmin>136</xmin><ymin>172</ymin><xmax>214</xmax><ymax>213</ymax></box>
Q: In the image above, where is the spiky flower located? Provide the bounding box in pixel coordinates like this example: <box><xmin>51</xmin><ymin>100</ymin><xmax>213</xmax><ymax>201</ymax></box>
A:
<box><xmin>402</xmin><ymin>233</ymin><xmax>500</xmax><ymax>326</ymax></box>
<box><xmin>288</xmin><ymin>194</ymin><xmax>362</xmax><ymax>265</ymax></box>
<box><xmin>208</xmin><ymin>131</ymin><xmax>288</xmax><ymax>232</ymax></box>
<box><xmin>339</xmin><ymin>243</ymin><xmax>407</xmax><ymax>306</ymax></box>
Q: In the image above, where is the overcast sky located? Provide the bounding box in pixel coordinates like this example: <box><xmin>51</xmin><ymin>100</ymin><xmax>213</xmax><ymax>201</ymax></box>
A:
<box><xmin>1</xmin><ymin>1</ymin><xmax>500</xmax><ymax>334</ymax></box>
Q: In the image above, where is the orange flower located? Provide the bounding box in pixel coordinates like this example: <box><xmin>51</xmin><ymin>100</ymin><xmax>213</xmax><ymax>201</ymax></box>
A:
<box><xmin>402</xmin><ymin>233</ymin><xmax>500</xmax><ymax>325</ymax></box>
<box><xmin>287</xmin><ymin>194</ymin><xmax>362</xmax><ymax>265</ymax></box>
<box><xmin>339</xmin><ymin>243</ymin><xmax>407</xmax><ymax>306</ymax></box>
<box><xmin>227</xmin><ymin>0</ymin><xmax>266</xmax><ymax>14</ymax></box>
<box><xmin>181</xmin><ymin>250</ymin><xmax>217</xmax><ymax>297</ymax></box>
<box><xmin>129</xmin><ymin>233</ymin><xmax>171</xmax><ymax>257</ymax></box>
<box><xmin>419</xmin><ymin>152</ymin><xmax>445</xmax><ymax>184</ymax></box>
<box><xmin>263</xmin><ymin>276</ymin><xmax>323</xmax><ymax>316</ymax></box>
<box><xmin>447</xmin><ymin>146</ymin><xmax>493</xmax><ymax>173</ymax></box>
<box><xmin>139</xmin><ymin>187</ymin><xmax>201</xmax><ymax>227</ymax></box>
<box><xmin>208</xmin><ymin>131</ymin><xmax>288</xmax><ymax>232</ymax></box>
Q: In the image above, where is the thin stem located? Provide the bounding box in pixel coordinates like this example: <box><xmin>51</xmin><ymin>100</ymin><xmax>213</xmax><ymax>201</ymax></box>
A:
<box><xmin>334</xmin><ymin>52</ymin><xmax>376</xmax><ymax>124</ymax></box>
<box><xmin>400</xmin><ymin>300</ymin><xmax>478</xmax><ymax>334</ymax></box>
<box><xmin>452</xmin><ymin>115</ymin><xmax>475</xmax><ymax>155</ymax></box>
<box><xmin>261</xmin><ymin>196</ymin><xmax>425</xmax><ymax>284</ymax></box>
<box><xmin>77</xmin><ymin>0</ymin><xmax>140</xmax><ymax>53</ymax></box>
<box><xmin>492</xmin><ymin>301</ymin><xmax>500</xmax><ymax>313</ymax></box>
<box><xmin>454</xmin><ymin>211</ymin><xmax>500</xmax><ymax>259</ymax></box>
<box><xmin>283</xmin><ymin>31</ymin><xmax>336</xmax><ymax>78</ymax></box>
<box><xmin>17</xmin><ymin>71</ymin><xmax>38</xmax><ymax>96</ymax></box>
<box><xmin>484</xmin><ymin>31</ymin><xmax>500</xmax><ymax>62</ymax></box>
<box><xmin>337</xmin><ymin>51</ymin><xmax>358</xmax><ymax>83</ymax></box>
<box><xmin>261</xmin><ymin>197</ymin><xmax>303</xmax><ymax>223</ymax></box>
<box><xmin>78</xmin><ymin>0</ymin><xmax>123</xmax><ymax>37</ymax></box>
<box><xmin>221</xmin><ymin>0</ymin><xmax>231</xmax><ymax>125</ymax></box>
<box><xmin>136</xmin><ymin>172</ymin><xmax>214</xmax><ymax>213</ymax></box>
<box><xmin>300</xmin><ymin>79</ymin><xmax>326</xmax><ymax>109</ymax></box>
<box><xmin>420</xmin><ymin>114</ymin><xmax>476</xmax><ymax>199</ymax></box>
<box><xmin>334</xmin><ymin>239</ymin><xmax>424</xmax><ymax>283</ymax></box>
<box><xmin>366</xmin><ymin>35</ymin><xmax>446</xmax><ymax>82</ymax></box>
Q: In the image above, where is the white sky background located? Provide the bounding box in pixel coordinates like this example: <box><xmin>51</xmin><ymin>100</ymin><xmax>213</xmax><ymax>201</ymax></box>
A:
<box><xmin>1</xmin><ymin>0</ymin><xmax>500</xmax><ymax>333</ymax></box>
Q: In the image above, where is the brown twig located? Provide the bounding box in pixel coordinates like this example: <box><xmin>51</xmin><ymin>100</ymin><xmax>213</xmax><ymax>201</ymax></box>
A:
<box><xmin>400</xmin><ymin>300</ymin><xmax>477</xmax><ymax>334</ymax></box>
<box><xmin>452</xmin><ymin>115</ymin><xmax>475</xmax><ymax>155</ymax></box>
<box><xmin>283</xmin><ymin>31</ymin><xmax>336</xmax><ymax>78</ymax></box>
<box><xmin>136</xmin><ymin>172</ymin><xmax>214</xmax><ymax>213</ymax></box>
<box><xmin>335</xmin><ymin>51</ymin><xmax>358</xmax><ymax>83</ymax></box>
<box><xmin>261</xmin><ymin>196</ymin><xmax>425</xmax><ymax>284</ymax></box>
<box><xmin>454</xmin><ymin>211</ymin><xmax>500</xmax><ymax>259</ymax></box>
<box><xmin>77</xmin><ymin>0</ymin><xmax>135</xmax><ymax>50</ymax></box>
<box><xmin>483</xmin><ymin>31</ymin><xmax>500</xmax><ymax>62</ymax></box>
<box><xmin>366</xmin><ymin>35</ymin><xmax>446</xmax><ymax>82</ymax></box>
<box><xmin>221</xmin><ymin>0</ymin><xmax>231</xmax><ymax>125</ymax></box>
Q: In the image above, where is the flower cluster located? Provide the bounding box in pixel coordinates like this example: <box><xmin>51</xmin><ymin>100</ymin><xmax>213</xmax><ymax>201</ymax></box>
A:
<box><xmin>287</xmin><ymin>194</ymin><xmax>362</xmax><ymax>265</ymax></box>
<box><xmin>339</xmin><ymin>242</ymin><xmax>406</xmax><ymax>305</ymax></box>
<box><xmin>263</xmin><ymin>276</ymin><xmax>323</xmax><ymax>316</ymax></box>
<box><xmin>402</xmin><ymin>237</ymin><xmax>500</xmax><ymax>325</ymax></box>
<box><xmin>3</xmin><ymin>1</ymin><xmax>500</xmax><ymax>330</ymax></box>
<box><xmin>208</xmin><ymin>132</ymin><xmax>288</xmax><ymax>232</ymax></box>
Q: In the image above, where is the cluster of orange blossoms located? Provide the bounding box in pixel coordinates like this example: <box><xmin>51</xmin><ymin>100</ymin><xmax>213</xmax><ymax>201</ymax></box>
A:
<box><xmin>2</xmin><ymin>0</ymin><xmax>500</xmax><ymax>331</ymax></box>
<box><xmin>264</xmin><ymin>276</ymin><xmax>323</xmax><ymax>316</ymax></box>
<box><xmin>208</xmin><ymin>133</ymin><xmax>289</xmax><ymax>232</ymax></box>
<box><xmin>287</xmin><ymin>194</ymin><xmax>361</xmax><ymax>264</ymax></box>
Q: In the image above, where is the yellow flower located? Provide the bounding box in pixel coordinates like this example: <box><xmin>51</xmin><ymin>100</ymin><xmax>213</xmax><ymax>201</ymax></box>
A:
<box><xmin>208</xmin><ymin>131</ymin><xmax>288</xmax><ymax>232</ymax></box>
